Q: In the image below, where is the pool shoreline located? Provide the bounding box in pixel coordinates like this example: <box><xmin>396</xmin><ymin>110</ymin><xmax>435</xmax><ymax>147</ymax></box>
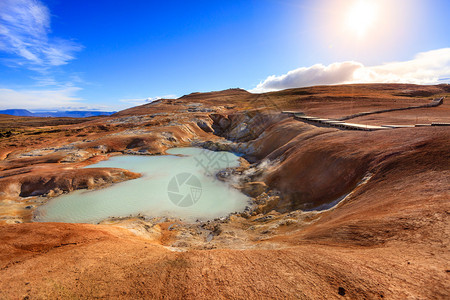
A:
<box><xmin>33</xmin><ymin>147</ymin><xmax>251</xmax><ymax>224</ymax></box>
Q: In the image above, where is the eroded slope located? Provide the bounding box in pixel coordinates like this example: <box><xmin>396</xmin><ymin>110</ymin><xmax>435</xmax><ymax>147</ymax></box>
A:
<box><xmin>0</xmin><ymin>84</ymin><xmax>449</xmax><ymax>299</ymax></box>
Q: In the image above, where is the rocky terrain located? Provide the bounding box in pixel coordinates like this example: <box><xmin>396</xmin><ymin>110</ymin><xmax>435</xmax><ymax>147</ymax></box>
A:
<box><xmin>0</xmin><ymin>83</ymin><xmax>449</xmax><ymax>299</ymax></box>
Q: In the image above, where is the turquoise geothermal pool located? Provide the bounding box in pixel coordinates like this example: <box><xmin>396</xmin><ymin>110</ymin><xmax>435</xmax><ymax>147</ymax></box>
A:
<box><xmin>34</xmin><ymin>147</ymin><xmax>249</xmax><ymax>223</ymax></box>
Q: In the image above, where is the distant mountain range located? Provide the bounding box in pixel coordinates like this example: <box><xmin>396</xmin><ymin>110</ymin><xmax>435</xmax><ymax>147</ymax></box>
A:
<box><xmin>0</xmin><ymin>109</ymin><xmax>115</xmax><ymax>118</ymax></box>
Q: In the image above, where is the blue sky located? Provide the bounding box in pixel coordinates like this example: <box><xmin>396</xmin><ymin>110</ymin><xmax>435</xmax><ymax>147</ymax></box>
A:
<box><xmin>0</xmin><ymin>0</ymin><xmax>449</xmax><ymax>111</ymax></box>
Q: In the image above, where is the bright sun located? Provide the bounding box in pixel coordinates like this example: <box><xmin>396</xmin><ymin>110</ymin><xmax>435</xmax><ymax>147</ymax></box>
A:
<box><xmin>346</xmin><ymin>0</ymin><xmax>378</xmax><ymax>38</ymax></box>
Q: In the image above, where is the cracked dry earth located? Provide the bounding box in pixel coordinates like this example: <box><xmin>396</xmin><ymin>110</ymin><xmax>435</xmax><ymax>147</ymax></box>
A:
<box><xmin>0</xmin><ymin>83</ymin><xmax>449</xmax><ymax>299</ymax></box>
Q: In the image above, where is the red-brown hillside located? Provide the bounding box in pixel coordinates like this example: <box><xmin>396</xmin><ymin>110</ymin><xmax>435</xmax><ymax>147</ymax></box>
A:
<box><xmin>0</xmin><ymin>84</ymin><xmax>449</xmax><ymax>299</ymax></box>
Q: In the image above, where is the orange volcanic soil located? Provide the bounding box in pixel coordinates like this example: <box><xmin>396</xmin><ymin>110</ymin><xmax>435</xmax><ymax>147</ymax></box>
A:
<box><xmin>0</xmin><ymin>83</ymin><xmax>449</xmax><ymax>299</ymax></box>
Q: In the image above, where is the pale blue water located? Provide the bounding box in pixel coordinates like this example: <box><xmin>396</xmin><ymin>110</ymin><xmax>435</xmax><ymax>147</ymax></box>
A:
<box><xmin>34</xmin><ymin>148</ymin><xmax>249</xmax><ymax>223</ymax></box>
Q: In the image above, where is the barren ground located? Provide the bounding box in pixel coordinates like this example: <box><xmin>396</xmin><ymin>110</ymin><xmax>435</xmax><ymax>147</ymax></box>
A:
<box><xmin>0</xmin><ymin>83</ymin><xmax>449</xmax><ymax>299</ymax></box>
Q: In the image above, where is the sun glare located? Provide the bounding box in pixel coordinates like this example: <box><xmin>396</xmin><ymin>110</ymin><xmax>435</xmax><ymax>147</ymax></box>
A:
<box><xmin>346</xmin><ymin>0</ymin><xmax>378</xmax><ymax>38</ymax></box>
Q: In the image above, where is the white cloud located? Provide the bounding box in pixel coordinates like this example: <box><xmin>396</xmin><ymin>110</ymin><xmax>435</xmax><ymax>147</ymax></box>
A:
<box><xmin>355</xmin><ymin>48</ymin><xmax>450</xmax><ymax>84</ymax></box>
<box><xmin>30</xmin><ymin>76</ymin><xmax>59</xmax><ymax>87</ymax></box>
<box><xmin>252</xmin><ymin>62</ymin><xmax>362</xmax><ymax>93</ymax></box>
<box><xmin>251</xmin><ymin>48</ymin><xmax>450</xmax><ymax>93</ymax></box>
<box><xmin>0</xmin><ymin>0</ymin><xmax>82</xmax><ymax>70</ymax></box>
<box><xmin>0</xmin><ymin>87</ymin><xmax>102</xmax><ymax>110</ymax></box>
